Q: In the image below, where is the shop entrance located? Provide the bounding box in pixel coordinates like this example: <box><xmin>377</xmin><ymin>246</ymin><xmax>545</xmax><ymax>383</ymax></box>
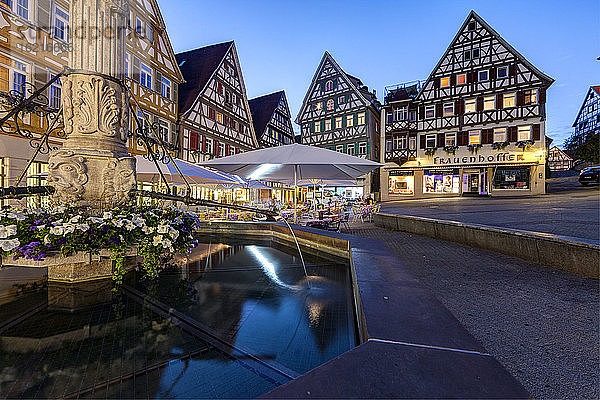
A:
<box><xmin>462</xmin><ymin>169</ymin><xmax>488</xmax><ymax>196</ymax></box>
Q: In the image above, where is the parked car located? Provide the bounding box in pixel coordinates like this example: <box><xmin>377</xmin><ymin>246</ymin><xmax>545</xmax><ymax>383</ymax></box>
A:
<box><xmin>579</xmin><ymin>166</ymin><xmax>600</xmax><ymax>186</ymax></box>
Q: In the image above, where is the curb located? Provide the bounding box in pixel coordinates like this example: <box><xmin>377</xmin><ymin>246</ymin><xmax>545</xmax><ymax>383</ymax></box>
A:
<box><xmin>374</xmin><ymin>212</ymin><xmax>600</xmax><ymax>279</ymax></box>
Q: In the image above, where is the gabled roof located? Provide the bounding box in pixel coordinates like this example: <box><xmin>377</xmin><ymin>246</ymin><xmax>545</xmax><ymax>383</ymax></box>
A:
<box><xmin>296</xmin><ymin>51</ymin><xmax>379</xmax><ymax>124</ymax></box>
<box><xmin>416</xmin><ymin>10</ymin><xmax>554</xmax><ymax>101</ymax></box>
<box><xmin>248</xmin><ymin>91</ymin><xmax>284</xmax><ymax>139</ymax></box>
<box><xmin>176</xmin><ymin>41</ymin><xmax>233</xmax><ymax>114</ymax></box>
<box><xmin>573</xmin><ymin>85</ymin><xmax>600</xmax><ymax>127</ymax></box>
<box><xmin>145</xmin><ymin>0</ymin><xmax>184</xmax><ymax>83</ymax></box>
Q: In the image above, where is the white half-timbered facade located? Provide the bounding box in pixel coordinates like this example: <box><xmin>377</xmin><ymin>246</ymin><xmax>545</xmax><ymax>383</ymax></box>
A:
<box><xmin>177</xmin><ymin>41</ymin><xmax>258</xmax><ymax>164</ymax></box>
<box><xmin>248</xmin><ymin>90</ymin><xmax>294</xmax><ymax>148</ymax></box>
<box><xmin>571</xmin><ymin>86</ymin><xmax>600</xmax><ymax>149</ymax></box>
<box><xmin>381</xmin><ymin>11</ymin><xmax>554</xmax><ymax>200</ymax></box>
<box><xmin>297</xmin><ymin>52</ymin><xmax>381</xmax><ymax>195</ymax></box>
<box><xmin>547</xmin><ymin>146</ymin><xmax>574</xmax><ymax>171</ymax></box>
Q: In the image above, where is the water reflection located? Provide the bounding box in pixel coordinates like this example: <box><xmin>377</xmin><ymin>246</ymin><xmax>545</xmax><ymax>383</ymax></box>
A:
<box><xmin>0</xmin><ymin>239</ymin><xmax>356</xmax><ymax>398</ymax></box>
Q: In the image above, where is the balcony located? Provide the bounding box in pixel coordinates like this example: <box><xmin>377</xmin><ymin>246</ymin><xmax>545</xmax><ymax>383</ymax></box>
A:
<box><xmin>384</xmin><ymin>80</ymin><xmax>423</xmax><ymax>104</ymax></box>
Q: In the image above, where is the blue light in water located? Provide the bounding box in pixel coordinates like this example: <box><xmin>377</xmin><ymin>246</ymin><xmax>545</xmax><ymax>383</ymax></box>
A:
<box><xmin>248</xmin><ymin>245</ymin><xmax>299</xmax><ymax>290</ymax></box>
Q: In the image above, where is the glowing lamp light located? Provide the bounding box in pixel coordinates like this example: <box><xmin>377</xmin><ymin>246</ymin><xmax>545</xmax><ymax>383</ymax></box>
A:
<box><xmin>247</xmin><ymin>164</ymin><xmax>282</xmax><ymax>180</ymax></box>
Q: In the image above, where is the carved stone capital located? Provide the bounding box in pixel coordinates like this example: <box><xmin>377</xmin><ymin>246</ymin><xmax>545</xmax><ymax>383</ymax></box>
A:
<box><xmin>47</xmin><ymin>150</ymin><xmax>89</xmax><ymax>204</ymax></box>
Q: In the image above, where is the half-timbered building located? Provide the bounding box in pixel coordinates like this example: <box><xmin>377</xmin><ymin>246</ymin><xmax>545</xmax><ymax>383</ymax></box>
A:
<box><xmin>571</xmin><ymin>86</ymin><xmax>599</xmax><ymax>149</ymax></box>
<box><xmin>177</xmin><ymin>41</ymin><xmax>258</xmax><ymax>165</ymax></box>
<box><xmin>0</xmin><ymin>0</ymin><xmax>183</xmax><ymax>206</ymax></box>
<box><xmin>296</xmin><ymin>51</ymin><xmax>381</xmax><ymax>196</ymax></box>
<box><xmin>248</xmin><ymin>90</ymin><xmax>294</xmax><ymax>148</ymax></box>
<box><xmin>381</xmin><ymin>11</ymin><xmax>554</xmax><ymax>200</ymax></box>
<box><xmin>547</xmin><ymin>146</ymin><xmax>574</xmax><ymax>171</ymax></box>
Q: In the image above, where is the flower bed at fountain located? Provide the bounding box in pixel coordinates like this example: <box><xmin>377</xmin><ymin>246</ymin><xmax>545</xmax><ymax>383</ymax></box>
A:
<box><xmin>0</xmin><ymin>206</ymin><xmax>200</xmax><ymax>284</ymax></box>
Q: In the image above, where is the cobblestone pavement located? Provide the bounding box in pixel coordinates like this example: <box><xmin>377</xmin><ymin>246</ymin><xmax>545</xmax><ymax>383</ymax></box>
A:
<box><xmin>346</xmin><ymin>223</ymin><xmax>599</xmax><ymax>400</ymax></box>
<box><xmin>380</xmin><ymin>185</ymin><xmax>600</xmax><ymax>243</ymax></box>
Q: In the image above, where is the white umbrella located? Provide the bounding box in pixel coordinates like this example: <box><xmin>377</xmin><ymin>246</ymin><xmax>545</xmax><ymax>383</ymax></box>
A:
<box><xmin>201</xmin><ymin>144</ymin><xmax>382</xmax><ymax>221</ymax></box>
<box><xmin>135</xmin><ymin>156</ymin><xmax>236</xmax><ymax>185</ymax></box>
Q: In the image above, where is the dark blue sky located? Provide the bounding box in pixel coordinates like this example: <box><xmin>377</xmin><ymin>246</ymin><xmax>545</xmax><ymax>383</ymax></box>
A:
<box><xmin>161</xmin><ymin>0</ymin><xmax>599</xmax><ymax>147</ymax></box>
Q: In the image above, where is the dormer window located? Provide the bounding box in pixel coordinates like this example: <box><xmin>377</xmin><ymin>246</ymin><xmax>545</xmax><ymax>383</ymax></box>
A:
<box><xmin>325</xmin><ymin>80</ymin><xmax>333</xmax><ymax>91</ymax></box>
<box><xmin>441</xmin><ymin>76</ymin><xmax>450</xmax><ymax>88</ymax></box>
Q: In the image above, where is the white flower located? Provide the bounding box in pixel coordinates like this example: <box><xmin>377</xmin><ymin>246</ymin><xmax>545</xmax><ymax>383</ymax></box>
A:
<box><xmin>113</xmin><ymin>219</ymin><xmax>125</xmax><ymax>228</ymax></box>
<box><xmin>142</xmin><ymin>226</ymin><xmax>155</xmax><ymax>234</ymax></box>
<box><xmin>6</xmin><ymin>211</ymin><xmax>26</xmax><ymax>221</ymax></box>
<box><xmin>169</xmin><ymin>227</ymin><xmax>179</xmax><ymax>240</ymax></box>
<box><xmin>103</xmin><ymin>211</ymin><xmax>113</xmax><ymax>220</ymax></box>
<box><xmin>70</xmin><ymin>215</ymin><xmax>82</xmax><ymax>224</ymax></box>
<box><xmin>87</xmin><ymin>217</ymin><xmax>104</xmax><ymax>224</ymax></box>
<box><xmin>153</xmin><ymin>235</ymin><xmax>164</xmax><ymax>247</ymax></box>
<box><xmin>43</xmin><ymin>235</ymin><xmax>51</xmax><ymax>246</ymax></box>
<box><xmin>50</xmin><ymin>226</ymin><xmax>64</xmax><ymax>236</ymax></box>
<box><xmin>77</xmin><ymin>223</ymin><xmax>90</xmax><ymax>232</ymax></box>
<box><xmin>157</xmin><ymin>224</ymin><xmax>169</xmax><ymax>234</ymax></box>
<box><xmin>0</xmin><ymin>238</ymin><xmax>20</xmax><ymax>252</ymax></box>
<box><xmin>0</xmin><ymin>225</ymin><xmax>17</xmax><ymax>239</ymax></box>
<box><xmin>131</xmin><ymin>215</ymin><xmax>146</xmax><ymax>227</ymax></box>
<box><xmin>124</xmin><ymin>221</ymin><xmax>136</xmax><ymax>231</ymax></box>
<box><xmin>63</xmin><ymin>224</ymin><xmax>76</xmax><ymax>234</ymax></box>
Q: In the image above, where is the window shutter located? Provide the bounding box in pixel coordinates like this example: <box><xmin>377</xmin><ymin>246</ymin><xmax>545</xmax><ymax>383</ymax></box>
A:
<box><xmin>37</xmin><ymin>0</ymin><xmax>51</xmax><ymax>32</ymax></box>
<box><xmin>532</xmin><ymin>124</ymin><xmax>541</xmax><ymax>141</ymax></box>
<box><xmin>455</xmin><ymin>99</ymin><xmax>462</xmax><ymax>115</ymax></box>
<box><xmin>132</xmin><ymin>56</ymin><xmax>141</xmax><ymax>83</ymax></box>
<box><xmin>322</xmin><ymin>100</ymin><xmax>326</xmax><ymax>110</ymax></box>
<box><xmin>354</xmin><ymin>142</ymin><xmax>359</xmax><ymax>154</ymax></box>
<box><xmin>333</xmin><ymin>97</ymin><xmax>338</xmax><ymax>108</ymax></box>
<box><xmin>345</xmin><ymin>94</ymin><xmax>350</xmax><ymax>102</ymax></box>
<box><xmin>320</xmin><ymin>82</ymin><xmax>325</xmax><ymax>91</ymax></box>
<box><xmin>418</xmin><ymin>106</ymin><xmax>424</xmax><ymax>120</ymax></box>
<box><xmin>342</xmin><ymin>116</ymin><xmax>346</xmax><ymax>128</ymax></box>
<box><xmin>353</xmin><ymin>113</ymin><xmax>358</xmax><ymax>126</ymax></box>
<box><xmin>482</xmin><ymin>129</ymin><xmax>493</xmax><ymax>144</ymax></box>
<box><xmin>508</xmin><ymin>126</ymin><xmax>518</xmax><ymax>142</ymax></box>
<box><xmin>449</xmin><ymin>74</ymin><xmax>455</xmax><ymax>86</ymax></box>
<box><xmin>320</xmin><ymin>120</ymin><xmax>325</xmax><ymax>131</ymax></box>
<box><xmin>539</xmin><ymin>88</ymin><xmax>546</xmax><ymax>104</ymax></box>
<box><xmin>343</xmin><ymin>144</ymin><xmax>347</xmax><ymax>153</ymax></box>
<box><xmin>436</xmin><ymin>103</ymin><xmax>443</xmax><ymax>117</ymax></box>
<box><xmin>489</xmin><ymin>68</ymin><xmax>497</xmax><ymax>80</ymax></box>
<box><xmin>496</xmin><ymin>94</ymin><xmax>504</xmax><ymax>109</ymax></box>
<box><xmin>333</xmin><ymin>78</ymin><xmax>338</xmax><ymax>89</ymax></box>
<box><xmin>365</xmin><ymin>111</ymin><xmax>369</xmax><ymax>125</ymax></box>
<box><xmin>467</xmin><ymin>72</ymin><xmax>474</xmax><ymax>84</ymax></box>
<box><xmin>214</xmin><ymin>140</ymin><xmax>219</xmax><ymax>156</ymax></box>
<box><xmin>310</xmin><ymin>122</ymin><xmax>315</xmax><ymax>133</ymax></box>
<box><xmin>516</xmin><ymin>91</ymin><xmax>524</xmax><ymax>106</ymax></box>
<box><xmin>171</xmin><ymin>122</ymin><xmax>177</xmax><ymax>143</ymax></box>
<box><xmin>34</xmin><ymin>66</ymin><xmax>49</xmax><ymax>96</ymax></box>
<box><xmin>201</xmin><ymin>135</ymin><xmax>207</xmax><ymax>152</ymax></box>
<box><xmin>458</xmin><ymin>131</ymin><xmax>468</xmax><ymax>146</ymax></box>
<box><xmin>155</xmin><ymin>70</ymin><xmax>162</xmax><ymax>93</ymax></box>
<box><xmin>476</xmin><ymin>97</ymin><xmax>484</xmax><ymax>112</ymax></box>
<box><xmin>437</xmin><ymin>133</ymin><xmax>445</xmax><ymax>148</ymax></box>
<box><xmin>225</xmin><ymin>144</ymin><xmax>230</xmax><ymax>155</ymax></box>
<box><xmin>367</xmin><ymin>141</ymin><xmax>370</xmax><ymax>155</ymax></box>
<box><xmin>217</xmin><ymin>81</ymin><xmax>223</xmax><ymax>95</ymax></box>
<box><xmin>331</xmin><ymin>117</ymin><xmax>335</xmax><ymax>128</ymax></box>
<box><xmin>419</xmin><ymin>135</ymin><xmax>426</xmax><ymax>149</ymax></box>
<box><xmin>434</xmin><ymin>77</ymin><xmax>440</xmax><ymax>88</ymax></box>
<box><xmin>509</xmin><ymin>64</ymin><xmax>517</xmax><ymax>77</ymax></box>
<box><xmin>173</xmin><ymin>84</ymin><xmax>178</xmax><ymax>103</ymax></box>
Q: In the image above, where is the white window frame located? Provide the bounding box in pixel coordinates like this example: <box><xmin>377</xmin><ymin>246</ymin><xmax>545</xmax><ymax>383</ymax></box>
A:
<box><xmin>11</xmin><ymin>59</ymin><xmax>28</xmax><ymax>95</ymax></box>
<box><xmin>518</xmin><ymin>125</ymin><xmax>531</xmax><ymax>141</ymax></box>
<box><xmin>159</xmin><ymin>119</ymin><xmax>169</xmax><ymax>142</ymax></box>
<box><xmin>425</xmin><ymin>105</ymin><xmax>435</xmax><ymax>119</ymax></box>
<box><xmin>218</xmin><ymin>142</ymin><xmax>225</xmax><ymax>157</ymax></box>
<box><xmin>357</xmin><ymin>112</ymin><xmax>365</xmax><ymax>125</ymax></box>
<box><xmin>125</xmin><ymin>53</ymin><xmax>130</xmax><ymax>78</ymax></box>
<box><xmin>140</xmin><ymin>62</ymin><xmax>152</xmax><ymax>89</ymax></box>
<box><xmin>161</xmin><ymin>76</ymin><xmax>171</xmax><ymax>99</ymax></box>
<box><xmin>145</xmin><ymin>22</ymin><xmax>154</xmax><ymax>43</ymax></box>
<box><xmin>49</xmin><ymin>73</ymin><xmax>61</xmax><ymax>109</ymax></box>
<box><xmin>346</xmin><ymin>115</ymin><xmax>354</xmax><ymax>127</ymax></box>
<box><xmin>325</xmin><ymin>80</ymin><xmax>333</xmax><ymax>91</ymax></box>
<box><xmin>338</xmin><ymin>95</ymin><xmax>346</xmax><ymax>104</ymax></box>
<box><xmin>469</xmin><ymin>130</ymin><xmax>481</xmax><ymax>145</ymax></box>
<box><xmin>443</xmin><ymin>102</ymin><xmax>454</xmax><ymax>116</ymax></box>
<box><xmin>497</xmin><ymin>66</ymin><xmax>508</xmax><ymax>79</ymax></box>
<box><xmin>336</xmin><ymin>145</ymin><xmax>344</xmax><ymax>153</ymax></box>
<box><xmin>135</xmin><ymin>17</ymin><xmax>144</xmax><ymax>36</ymax></box>
<box><xmin>348</xmin><ymin>145</ymin><xmax>355</xmax><ymax>156</ymax></box>
<box><xmin>54</xmin><ymin>5</ymin><xmax>69</xmax><ymax>42</ymax></box>
<box><xmin>326</xmin><ymin>99</ymin><xmax>334</xmax><ymax>111</ymax></box>
<box><xmin>478</xmin><ymin>70</ymin><xmax>489</xmax><ymax>81</ymax></box>
<box><xmin>314</xmin><ymin>121</ymin><xmax>321</xmax><ymax>133</ymax></box>
<box><xmin>325</xmin><ymin>119</ymin><xmax>331</xmax><ymax>131</ymax></box>
<box><xmin>335</xmin><ymin>117</ymin><xmax>342</xmax><ymax>129</ymax></box>
<box><xmin>409</xmin><ymin>137</ymin><xmax>416</xmax><ymax>150</ymax></box>
<box><xmin>494</xmin><ymin>127</ymin><xmax>507</xmax><ymax>143</ymax></box>
<box><xmin>524</xmin><ymin>89</ymin><xmax>538</xmax><ymax>105</ymax></box>
<box><xmin>394</xmin><ymin>107</ymin><xmax>407</xmax><ymax>121</ymax></box>
<box><xmin>358</xmin><ymin>142</ymin><xmax>367</xmax><ymax>155</ymax></box>
<box><xmin>503</xmin><ymin>92</ymin><xmax>516</xmax><ymax>108</ymax></box>
<box><xmin>483</xmin><ymin>95</ymin><xmax>495</xmax><ymax>111</ymax></box>
<box><xmin>425</xmin><ymin>134</ymin><xmax>436</xmax><ymax>149</ymax></box>
<box><xmin>465</xmin><ymin>98</ymin><xmax>476</xmax><ymax>113</ymax></box>
<box><xmin>445</xmin><ymin>132</ymin><xmax>456</xmax><ymax>147</ymax></box>
<box><xmin>205</xmin><ymin>137</ymin><xmax>213</xmax><ymax>154</ymax></box>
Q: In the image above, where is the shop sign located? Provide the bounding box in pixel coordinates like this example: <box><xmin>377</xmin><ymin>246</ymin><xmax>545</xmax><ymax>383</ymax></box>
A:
<box><xmin>389</xmin><ymin>170</ymin><xmax>414</xmax><ymax>176</ymax></box>
<box><xmin>424</xmin><ymin>169</ymin><xmax>460</xmax><ymax>175</ymax></box>
<box><xmin>433</xmin><ymin>152</ymin><xmax>526</xmax><ymax>166</ymax></box>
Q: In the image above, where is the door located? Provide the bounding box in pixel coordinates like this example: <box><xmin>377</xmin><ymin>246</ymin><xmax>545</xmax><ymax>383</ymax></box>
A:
<box><xmin>479</xmin><ymin>170</ymin><xmax>488</xmax><ymax>195</ymax></box>
<box><xmin>469</xmin><ymin>174</ymin><xmax>479</xmax><ymax>193</ymax></box>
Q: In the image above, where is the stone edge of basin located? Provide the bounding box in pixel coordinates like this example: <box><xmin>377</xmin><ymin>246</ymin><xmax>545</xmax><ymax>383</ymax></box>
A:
<box><xmin>374</xmin><ymin>212</ymin><xmax>600</xmax><ymax>279</ymax></box>
<box><xmin>196</xmin><ymin>221</ymin><xmax>530</xmax><ymax>399</ymax></box>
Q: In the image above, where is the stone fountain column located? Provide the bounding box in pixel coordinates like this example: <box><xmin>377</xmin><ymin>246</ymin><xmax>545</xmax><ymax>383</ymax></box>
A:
<box><xmin>48</xmin><ymin>0</ymin><xmax>136</xmax><ymax>208</ymax></box>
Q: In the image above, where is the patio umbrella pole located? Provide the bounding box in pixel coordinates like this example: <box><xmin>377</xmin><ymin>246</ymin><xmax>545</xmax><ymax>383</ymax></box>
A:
<box><xmin>294</xmin><ymin>165</ymin><xmax>297</xmax><ymax>224</ymax></box>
